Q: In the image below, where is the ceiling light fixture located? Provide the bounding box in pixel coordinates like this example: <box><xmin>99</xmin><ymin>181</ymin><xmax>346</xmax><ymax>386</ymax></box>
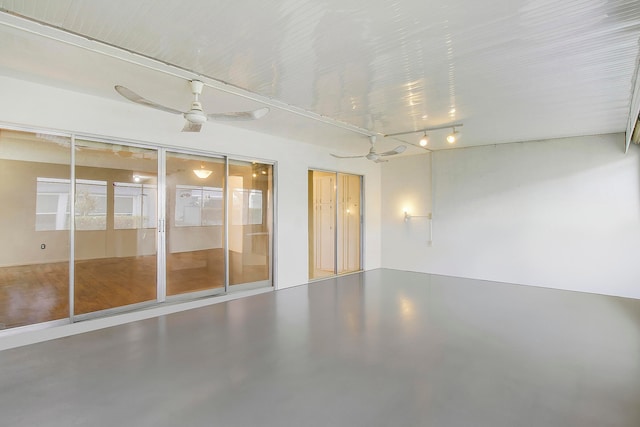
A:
<box><xmin>193</xmin><ymin>165</ymin><xmax>212</xmax><ymax>179</ymax></box>
<box><xmin>419</xmin><ymin>132</ymin><xmax>429</xmax><ymax>147</ymax></box>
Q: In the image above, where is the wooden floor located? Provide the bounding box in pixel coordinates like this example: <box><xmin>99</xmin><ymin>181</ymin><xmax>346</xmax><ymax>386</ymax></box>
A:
<box><xmin>1</xmin><ymin>270</ymin><xmax>639</xmax><ymax>426</ymax></box>
<box><xmin>0</xmin><ymin>249</ymin><xmax>268</xmax><ymax>329</ymax></box>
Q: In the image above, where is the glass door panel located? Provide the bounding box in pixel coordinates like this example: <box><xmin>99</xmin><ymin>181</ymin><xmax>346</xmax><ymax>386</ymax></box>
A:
<box><xmin>166</xmin><ymin>153</ymin><xmax>225</xmax><ymax>296</ymax></box>
<box><xmin>0</xmin><ymin>129</ymin><xmax>71</xmax><ymax>329</ymax></box>
<box><xmin>74</xmin><ymin>140</ymin><xmax>158</xmax><ymax>315</ymax></box>
<box><xmin>337</xmin><ymin>173</ymin><xmax>361</xmax><ymax>274</ymax></box>
<box><xmin>228</xmin><ymin>160</ymin><xmax>272</xmax><ymax>287</ymax></box>
<box><xmin>308</xmin><ymin>170</ymin><xmax>336</xmax><ymax>279</ymax></box>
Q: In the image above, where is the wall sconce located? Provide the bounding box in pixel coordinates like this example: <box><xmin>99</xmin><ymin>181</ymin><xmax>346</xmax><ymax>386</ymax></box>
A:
<box><xmin>404</xmin><ymin>211</ymin><xmax>432</xmax><ymax>221</ymax></box>
<box><xmin>404</xmin><ymin>210</ymin><xmax>433</xmax><ymax>245</ymax></box>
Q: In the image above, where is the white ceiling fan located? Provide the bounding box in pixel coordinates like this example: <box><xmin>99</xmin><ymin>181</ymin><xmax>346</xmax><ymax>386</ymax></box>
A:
<box><xmin>331</xmin><ymin>136</ymin><xmax>406</xmax><ymax>162</ymax></box>
<box><xmin>114</xmin><ymin>80</ymin><xmax>270</xmax><ymax>132</ymax></box>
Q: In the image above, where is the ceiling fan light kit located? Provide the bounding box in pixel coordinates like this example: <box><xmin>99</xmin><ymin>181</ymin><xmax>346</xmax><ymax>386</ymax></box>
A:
<box><xmin>114</xmin><ymin>79</ymin><xmax>269</xmax><ymax>133</ymax></box>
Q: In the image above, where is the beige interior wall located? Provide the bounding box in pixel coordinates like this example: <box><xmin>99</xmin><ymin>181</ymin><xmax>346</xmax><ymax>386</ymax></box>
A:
<box><xmin>0</xmin><ymin>159</ymin><xmax>70</xmax><ymax>267</ymax></box>
<box><xmin>0</xmin><ymin>158</ymin><xmax>159</xmax><ymax>267</ymax></box>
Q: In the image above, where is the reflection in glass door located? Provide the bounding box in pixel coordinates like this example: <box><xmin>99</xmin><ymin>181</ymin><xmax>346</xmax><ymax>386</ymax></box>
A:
<box><xmin>0</xmin><ymin>129</ymin><xmax>71</xmax><ymax>329</ymax></box>
<box><xmin>74</xmin><ymin>140</ymin><xmax>158</xmax><ymax>316</ymax></box>
<box><xmin>165</xmin><ymin>153</ymin><xmax>225</xmax><ymax>296</ymax></box>
<box><xmin>0</xmin><ymin>127</ymin><xmax>275</xmax><ymax>330</ymax></box>
<box><xmin>308</xmin><ymin>170</ymin><xmax>361</xmax><ymax>280</ymax></box>
<box><xmin>228</xmin><ymin>160</ymin><xmax>273</xmax><ymax>288</ymax></box>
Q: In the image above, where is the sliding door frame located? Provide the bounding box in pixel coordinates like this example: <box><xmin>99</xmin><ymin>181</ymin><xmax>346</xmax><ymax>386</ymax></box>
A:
<box><xmin>0</xmin><ymin>121</ymin><xmax>276</xmax><ymax>332</ymax></box>
<box><xmin>162</xmin><ymin>148</ymin><xmax>275</xmax><ymax>303</ymax></box>
<box><xmin>71</xmin><ymin>135</ymin><xmax>161</xmax><ymax>322</ymax></box>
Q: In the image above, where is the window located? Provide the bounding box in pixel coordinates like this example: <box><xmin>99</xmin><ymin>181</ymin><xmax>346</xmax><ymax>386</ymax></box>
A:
<box><xmin>231</xmin><ymin>189</ymin><xmax>263</xmax><ymax>225</ymax></box>
<box><xmin>36</xmin><ymin>177</ymin><xmax>71</xmax><ymax>231</ymax></box>
<box><xmin>75</xmin><ymin>179</ymin><xmax>107</xmax><ymax>230</ymax></box>
<box><xmin>114</xmin><ymin>182</ymin><xmax>157</xmax><ymax>229</ymax></box>
<box><xmin>36</xmin><ymin>178</ymin><xmax>155</xmax><ymax>231</ymax></box>
<box><xmin>175</xmin><ymin>185</ymin><xmax>223</xmax><ymax>226</ymax></box>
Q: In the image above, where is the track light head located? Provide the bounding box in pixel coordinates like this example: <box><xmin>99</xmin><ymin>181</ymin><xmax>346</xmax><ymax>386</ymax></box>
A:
<box><xmin>419</xmin><ymin>132</ymin><xmax>429</xmax><ymax>147</ymax></box>
<box><xmin>447</xmin><ymin>127</ymin><xmax>458</xmax><ymax>144</ymax></box>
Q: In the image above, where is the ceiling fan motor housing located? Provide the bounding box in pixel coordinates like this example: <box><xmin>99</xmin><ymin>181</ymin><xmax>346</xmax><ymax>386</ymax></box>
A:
<box><xmin>184</xmin><ymin>101</ymin><xmax>207</xmax><ymax>124</ymax></box>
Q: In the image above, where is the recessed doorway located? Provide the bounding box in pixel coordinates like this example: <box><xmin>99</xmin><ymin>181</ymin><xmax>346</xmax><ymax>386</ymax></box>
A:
<box><xmin>308</xmin><ymin>170</ymin><xmax>362</xmax><ymax>280</ymax></box>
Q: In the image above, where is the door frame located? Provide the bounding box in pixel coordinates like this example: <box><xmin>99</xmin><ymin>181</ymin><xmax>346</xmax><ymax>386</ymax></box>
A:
<box><xmin>308</xmin><ymin>168</ymin><xmax>364</xmax><ymax>281</ymax></box>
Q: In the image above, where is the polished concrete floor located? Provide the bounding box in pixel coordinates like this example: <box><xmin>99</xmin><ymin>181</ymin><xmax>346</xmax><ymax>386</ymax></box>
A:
<box><xmin>1</xmin><ymin>269</ymin><xmax>639</xmax><ymax>426</ymax></box>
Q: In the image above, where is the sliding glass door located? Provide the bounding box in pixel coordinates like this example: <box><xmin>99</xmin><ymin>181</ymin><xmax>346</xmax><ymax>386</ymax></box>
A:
<box><xmin>0</xmin><ymin>129</ymin><xmax>71</xmax><ymax>329</ymax></box>
<box><xmin>0</xmin><ymin>125</ymin><xmax>275</xmax><ymax>331</ymax></box>
<box><xmin>73</xmin><ymin>140</ymin><xmax>158</xmax><ymax>316</ymax></box>
<box><xmin>228</xmin><ymin>160</ymin><xmax>273</xmax><ymax>289</ymax></box>
<box><xmin>165</xmin><ymin>152</ymin><xmax>225</xmax><ymax>297</ymax></box>
<box><xmin>308</xmin><ymin>170</ymin><xmax>362</xmax><ymax>280</ymax></box>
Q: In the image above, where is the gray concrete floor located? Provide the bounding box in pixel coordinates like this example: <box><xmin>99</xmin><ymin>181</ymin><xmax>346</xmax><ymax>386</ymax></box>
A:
<box><xmin>1</xmin><ymin>269</ymin><xmax>639</xmax><ymax>426</ymax></box>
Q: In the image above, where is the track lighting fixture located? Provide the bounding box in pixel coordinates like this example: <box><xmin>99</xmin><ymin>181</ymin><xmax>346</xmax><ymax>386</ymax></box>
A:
<box><xmin>447</xmin><ymin>127</ymin><xmax>459</xmax><ymax>144</ymax></box>
<box><xmin>385</xmin><ymin>122</ymin><xmax>463</xmax><ymax>146</ymax></box>
<box><xmin>419</xmin><ymin>132</ymin><xmax>429</xmax><ymax>147</ymax></box>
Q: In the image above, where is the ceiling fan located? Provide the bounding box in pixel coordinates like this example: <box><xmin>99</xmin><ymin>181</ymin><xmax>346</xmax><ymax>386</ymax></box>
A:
<box><xmin>114</xmin><ymin>80</ymin><xmax>270</xmax><ymax>132</ymax></box>
<box><xmin>331</xmin><ymin>136</ymin><xmax>406</xmax><ymax>162</ymax></box>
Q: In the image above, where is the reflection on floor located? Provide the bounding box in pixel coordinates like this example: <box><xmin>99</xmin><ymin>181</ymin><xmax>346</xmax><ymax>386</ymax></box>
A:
<box><xmin>1</xmin><ymin>269</ymin><xmax>639</xmax><ymax>426</ymax></box>
<box><xmin>311</xmin><ymin>268</ymin><xmax>335</xmax><ymax>279</ymax></box>
<box><xmin>0</xmin><ymin>249</ymin><xmax>268</xmax><ymax>329</ymax></box>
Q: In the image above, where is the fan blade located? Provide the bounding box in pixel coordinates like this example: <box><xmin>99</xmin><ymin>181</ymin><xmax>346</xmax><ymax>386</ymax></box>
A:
<box><xmin>207</xmin><ymin>107</ymin><xmax>270</xmax><ymax>121</ymax></box>
<box><xmin>182</xmin><ymin>121</ymin><xmax>202</xmax><ymax>132</ymax></box>
<box><xmin>379</xmin><ymin>145</ymin><xmax>407</xmax><ymax>156</ymax></box>
<box><xmin>115</xmin><ymin>85</ymin><xmax>184</xmax><ymax>115</ymax></box>
<box><xmin>374</xmin><ymin>158</ymin><xmax>389</xmax><ymax>163</ymax></box>
<box><xmin>330</xmin><ymin>153</ymin><xmax>365</xmax><ymax>159</ymax></box>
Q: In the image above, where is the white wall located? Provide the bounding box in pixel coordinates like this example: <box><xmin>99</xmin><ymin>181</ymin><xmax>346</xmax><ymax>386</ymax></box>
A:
<box><xmin>382</xmin><ymin>134</ymin><xmax>640</xmax><ymax>299</ymax></box>
<box><xmin>0</xmin><ymin>75</ymin><xmax>381</xmax><ymax>290</ymax></box>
